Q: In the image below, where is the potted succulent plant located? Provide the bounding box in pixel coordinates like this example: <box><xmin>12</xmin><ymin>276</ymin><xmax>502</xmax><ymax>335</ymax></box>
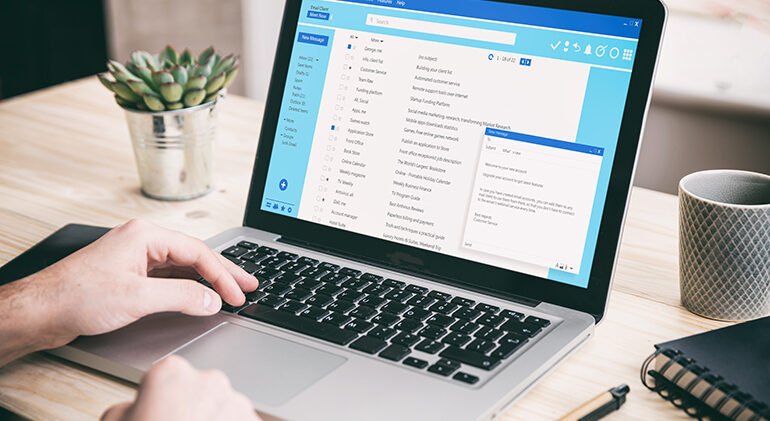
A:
<box><xmin>98</xmin><ymin>46</ymin><xmax>239</xmax><ymax>200</ymax></box>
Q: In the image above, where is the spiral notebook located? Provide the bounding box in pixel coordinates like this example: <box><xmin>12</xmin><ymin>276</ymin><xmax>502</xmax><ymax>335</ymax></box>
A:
<box><xmin>641</xmin><ymin>316</ymin><xmax>770</xmax><ymax>421</ymax></box>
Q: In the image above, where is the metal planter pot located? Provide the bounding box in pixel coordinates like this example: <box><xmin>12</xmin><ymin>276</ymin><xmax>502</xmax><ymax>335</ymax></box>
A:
<box><xmin>123</xmin><ymin>99</ymin><xmax>219</xmax><ymax>200</ymax></box>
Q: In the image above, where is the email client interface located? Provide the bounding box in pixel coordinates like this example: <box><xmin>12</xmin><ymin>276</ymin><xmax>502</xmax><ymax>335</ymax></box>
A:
<box><xmin>261</xmin><ymin>0</ymin><xmax>642</xmax><ymax>288</ymax></box>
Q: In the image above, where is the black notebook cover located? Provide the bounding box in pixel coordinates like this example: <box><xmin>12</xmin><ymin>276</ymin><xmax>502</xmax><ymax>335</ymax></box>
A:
<box><xmin>657</xmin><ymin>316</ymin><xmax>770</xmax><ymax>407</ymax></box>
<box><xmin>0</xmin><ymin>224</ymin><xmax>109</xmax><ymax>286</ymax></box>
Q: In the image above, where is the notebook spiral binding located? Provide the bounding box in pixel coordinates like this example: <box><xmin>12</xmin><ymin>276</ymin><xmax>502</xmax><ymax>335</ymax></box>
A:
<box><xmin>640</xmin><ymin>348</ymin><xmax>769</xmax><ymax>421</ymax></box>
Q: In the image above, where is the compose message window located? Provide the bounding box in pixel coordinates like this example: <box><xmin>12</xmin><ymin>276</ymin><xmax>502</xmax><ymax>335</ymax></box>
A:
<box><xmin>261</xmin><ymin>0</ymin><xmax>640</xmax><ymax>288</ymax></box>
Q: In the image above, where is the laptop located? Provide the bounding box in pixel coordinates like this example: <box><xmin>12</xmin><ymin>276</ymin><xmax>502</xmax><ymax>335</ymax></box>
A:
<box><xmin>51</xmin><ymin>0</ymin><xmax>666</xmax><ymax>419</ymax></box>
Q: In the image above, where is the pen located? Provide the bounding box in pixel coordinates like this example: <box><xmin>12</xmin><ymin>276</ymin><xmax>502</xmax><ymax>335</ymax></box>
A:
<box><xmin>558</xmin><ymin>384</ymin><xmax>630</xmax><ymax>421</ymax></box>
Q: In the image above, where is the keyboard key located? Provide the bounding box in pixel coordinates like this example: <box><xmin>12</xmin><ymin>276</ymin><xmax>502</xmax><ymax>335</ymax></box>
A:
<box><xmin>285</xmin><ymin>287</ymin><xmax>313</xmax><ymax>302</ymax></box>
<box><xmin>263</xmin><ymin>283</ymin><xmax>291</xmax><ymax>296</ymax></box>
<box><xmin>454</xmin><ymin>307</ymin><xmax>482</xmax><ymax>320</ymax></box>
<box><xmin>475</xmin><ymin>327</ymin><xmax>504</xmax><ymax>341</ymax></box>
<box><xmin>295</xmin><ymin>278</ymin><xmax>323</xmax><ymax>291</ymax></box>
<box><xmin>240</xmin><ymin>304</ymin><xmax>357</xmax><ymax>346</ymax></box>
<box><xmin>245</xmin><ymin>290</ymin><xmax>267</xmax><ymax>303</ymax></box>
<box><xmin>305</xmin><ymin>293</ymin><xmax>334</xmax><ymax>307</ymax></box>
<box><xmin>384</xmin><ymin>290</ymin><xmax>414</xmax><ymax>303</ymax></box>
<box><xmin>345</xmin><ymin>318</ymin><xmax>374</xmax><ymax>333</ymax></box>
<box><xmin>475</xmin><ymin>303</ymin><xmax>499</xmax><ymax>313</ymax></box>
<box><xmin>428</xmin><ymin>362</ymin><xmax>458</xmax><ymax>376</ymax></box>
<box><xmin>405</xmin><ymin>284</ymin><xmax>428</xmax><ymax>295</ymax></box>
<box><xmin>255</xmin><ymin>267</ymin><xmax>282</xmax><ymax>281</ymax></box>
<box><xmin>300</xmin><ymin>267</ymin><xmax>329</xmax><ymax>279</ymax></box>
<box><xmin>403</xmin><ymin>308</ymin><xmax>431</xmax><ymax>321</ymax></box>
<box><xmin>317</xmin><ymin>284</ymin><xmax>344</xmax><ymax>297</ymax></box>
<box><xmin>394</xmin><ymin>318</ymin><xmax>422</xmax><ymax>333</ymax></box>
<box><xmin>438</xmin><ymin>358</ymin><xmax>461</xmax><ymax>370</ymax></box>
<box><xmin>327</xmin><ymin>300</ymin><xmax>355</xmax><ymax>314</ymax></box>
<box><xmin>403</xmin><ymin>357</ymin><xmax>429</xmax><ymax>369</ymax></box>
<box><xmin>279</xmin><ymin>300</ymin><xmax>308</xmax><ymax>315</ymax></box>
<box><xmin>415</xmin><ymin>339</ymin><xmax>444</xmax><ymax>354</ymax></box>
<box><xmin>338</xmin><ymin>289</ymin><xmax>365</xmax><ymax>303</ymax></box>
<box><xmin>341</xmin><ymin>278</ymin><xmax>370</xmax><ymax>291</ymax></box>
<box><xmin>221</xmin><ymin>302</ymin><xmax>249</xmax><ymax>313</ymax></box>
<box><xmin>406</xmin><ymin>295</ymin><xmax>437</xmax><ymax>309</ymax></box>
<box><xmin>524</xmin><ymin>316</ymin><xmax>551</xmax><ymax>328</ymax></box>
<box><xmin>426</xmin><ymin>314</ymin><xmax>454</xmax><ymax>328</ymax></box>
<box><xmin>260</xmin><ymin>294</ymin><xmax>287</xmax><ymax>309</ymax></box>
<box><xmin>451</xmin><ymin>297</ymin><xmax>475</xmax><ymax>307</ymax></box>
<box><xmin>453</xmin><ymin>372</ymin><xmax>480</xmax><ymax>385</ymax></box>
<box><xmin>477</xmin><ymin>313</ymin><xmax>506</xmax><ymax>328</ymax></box>
<box><xmin>499</xmin><ymin>321</ymin><xmax>543</xmax><ymax>338</ymax></box>
<box><xmin>276</xmin><ymin>251</ymin><xmax>298</xmax><ymax>260</ymax></box>
<box><xmin>320</xmin><ymin>272</ymin><xmax>349</xmax><ymax>285</ymax></box>
<box><xmin>339</xmin><ymin>267</ymin><xmax>362</xmax><ymax>277</ymax></box>
<box><xmin>282</xmin><ymin>261</ymin><xmax>310</xmax><ymax>274</ymax></box>
<box><xmin>321</xmin><ymin>312</ymin><xmax>352</xmax><ymax>328</ymax></box>
<box><xmin>349</xmin><ymin>336</ymin><xmax>388</xmax><ymax>354</ymax></box>
<box><xmin>256</xmin><ymin>246</ymin><xmax>278</xmax><ymax>255</ymax></box>
<box><xmin>501</xmin><ymin>310</ymin><xmax>525</xmax><ymax>321</ymax></box>
<box><xmin>300</xmin><ymin>305</ymin><xmax>330</xmax><ymax>321</ymax></box>
<box><xmin>222</xmin><ymin>246</ymin><xmax>249</xmax><ymax>258</ymax></box>
<box><xmin>223</xmin><ymin>255</ymin><xmax>241</xmax><ymax>265</ymax></box>
<box><xmin>392</xmin><ymin>332</ymin><xmax>421</xmax><ymax>347</ymax></box>
<box><xmin>379</xmin><ymin>344</ymin><xmax>411</xmax><ymax>361</ymax></box>
<box><xmin>318</xmin><ymin>262</ymin><xmax>340</xmax><ymax>272</ymax></box>
<box><xmin>262</xmin><ymin>257</ymin><xmax>289</xmax><ymax>269</ymax></box>
<box><xmin>418</xmin><ymin>326</ymin><xmax>447</xmax><ymax>340</ymax></box>
<box><xmin>274</xmin><ymin>273</ymin><xmax>302</xmax><ymax>286</ymax></box>
<box><xmin>349</xmin><ymin>305</ymin><xmax>377</xmax><ymax>320</ymax></box>
<box><xmin>443</xmin><ymin>332</ymin><xmax>472</xmax><ymax>347</ymax></box>
<box><xmin>440</xmin><ymin>347</ymin><xmax>501</xmax><ymax>370</ymax></box>
<box><xmin>237</xmin><ymin>241</ymin><xmax>259</xmax><ymax>249</ymax></box>
<box><xmin>428</xmin><ymin>291</ymin><xmax>451</xmax><ymax>301</ymax></box>
<box><xmin>359</xmin><ymin>295</ymin><xmax>387</xmax><ymax>309</ymax></box>
<box><xmin>382</xmin><ymin>278</ymin><xmax>405</xmax><ymax>289</ymax></box>
<box><xmin>466</xmin><ymin>339</ymin><xmax>495</xmax><ymax>354</ymax></box>
<box><xmin>368</xmin><ymin>326</ymin><xmax>397</xmax><ymax>340</ymax></box>
<box><xmin>450</xmin><ymin>320</ymin><xmax>480</xmax><ymax>335</ymax></box>
<box><xmin>361</xmin><ymin>273</ymin><xmax>384</xmax><ymax>283</ymax></box>
<box><xmin>297</xmin><ymin>256</ymin><xmax>319</xmax><ymax>266</ymax></box>
<box><xmin>490</xmin><ymin>342</ymin><xmax>522</xmax><ymax>360</ymax></box>
<box><xmin>429</xmin><ymin>302</ymin><xmax>459</xmax><ymax>315</ymax></box>
<box><xmin>363</xmin><ymin>284</ymin><xmax>391</xmax><ymax>297</ymax></box>
<box><xmin>500</xmin><ymin>333</ymin><xmax>529</xmax><ymax>347</ymax></box>
<box><xmin>240</xmin><ymin>261</ymin><xmax>261</xmax><ymax>274</ymax></box>
<box><xmin>382</xmin><ymin>302</ymin><xmax>409</xmax><ymax>315</ymax></box>
<box><xmin>371</xmin><ymin>313</ymin><xmax>400</xmax><ymax>327</ymax></box>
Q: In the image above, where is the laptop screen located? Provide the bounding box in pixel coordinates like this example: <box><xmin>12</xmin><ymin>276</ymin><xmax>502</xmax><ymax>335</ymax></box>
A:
<box><xmin>260</xmin><ymin>0</ymin><xmax>642</xmax><ymax>289</ymax></box>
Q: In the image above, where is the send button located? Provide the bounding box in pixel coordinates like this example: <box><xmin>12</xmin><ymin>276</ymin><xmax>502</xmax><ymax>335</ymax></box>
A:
<box><xmin>307</xmin><ymin>10</ymin><xmax>330</xmax><ymax>20</ymax></box>
<box><xmin>297</xmin><ymin>32</ymin><xmax>329</xmax><ymax>46</ymax></box>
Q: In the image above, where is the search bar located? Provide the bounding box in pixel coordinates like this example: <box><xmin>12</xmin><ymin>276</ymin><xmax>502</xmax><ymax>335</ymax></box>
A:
<box><xmin>366</xmin><ymin>14</ymin><xmax>516</xmax><ymax>46</ymax></box>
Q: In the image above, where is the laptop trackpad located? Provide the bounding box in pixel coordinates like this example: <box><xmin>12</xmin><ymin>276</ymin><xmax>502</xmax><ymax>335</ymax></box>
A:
<box><xmin>173</xmin><ymin>323</ymin><xmax>346</xmax><ymax>406</ymax></box>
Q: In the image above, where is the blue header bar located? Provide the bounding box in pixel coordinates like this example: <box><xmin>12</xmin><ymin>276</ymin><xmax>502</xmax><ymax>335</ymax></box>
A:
<box><xmin>485</xmin><ymin>128</ymin><xmax>605</xmax><ymax>156</ymax></box>
<box><xmin>337</xmin><ymin>0</ymin><xmax>642</xmax><ymax>39</ymax></box>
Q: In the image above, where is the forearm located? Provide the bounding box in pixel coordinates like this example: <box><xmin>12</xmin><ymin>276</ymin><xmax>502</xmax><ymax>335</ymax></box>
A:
<box><xmin>0</xmin><ymin>271</ymin><xmax>71</xmax><ymax>367</ymax></box>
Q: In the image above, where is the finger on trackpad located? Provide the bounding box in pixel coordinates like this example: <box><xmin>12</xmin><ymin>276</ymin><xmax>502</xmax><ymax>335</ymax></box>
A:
<box><xmin>173</xmin><ymin>323</ymin><xmax>346</xmax><ymax>406</ymax></box>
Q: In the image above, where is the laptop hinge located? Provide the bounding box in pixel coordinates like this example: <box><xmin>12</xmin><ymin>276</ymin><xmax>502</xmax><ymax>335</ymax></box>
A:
<box><xmin>278</xmin><ymin>236</ymin><xmax>542</xmax><ymax>308</ymax></box>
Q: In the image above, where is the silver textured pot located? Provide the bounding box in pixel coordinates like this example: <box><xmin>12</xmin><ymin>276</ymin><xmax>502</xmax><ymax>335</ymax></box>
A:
<box><xmin>123</xmin><ymin>99</ymin><xmax>219</xmax><ymax>200</ymax></box>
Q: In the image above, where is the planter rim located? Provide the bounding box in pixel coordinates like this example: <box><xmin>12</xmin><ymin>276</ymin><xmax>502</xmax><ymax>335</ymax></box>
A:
<box><xmin>120</xmin><ymin>95</ymin><xmax>222</xmax><ymax>116</ymax></box>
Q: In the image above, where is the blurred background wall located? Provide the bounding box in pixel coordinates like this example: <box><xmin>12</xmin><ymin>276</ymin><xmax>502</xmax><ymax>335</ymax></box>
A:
<box><xmin>0</xmin><ymin>0</ymin><xmax>767</xmax><ymax>194</ymax></box>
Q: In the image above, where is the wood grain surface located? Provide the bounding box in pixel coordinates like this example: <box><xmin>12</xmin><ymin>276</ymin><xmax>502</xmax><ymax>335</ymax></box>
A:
<box><xmin>0</xmin><ymin>78</ymin><xmax>731</xmax><ymax>420</ymax></box>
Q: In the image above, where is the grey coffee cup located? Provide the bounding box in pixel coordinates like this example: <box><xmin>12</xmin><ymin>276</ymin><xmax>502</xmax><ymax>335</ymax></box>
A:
<box><xmin>679</xmin><ymin>169</ymin><xmax>770</xmax><ymax>321</ymax></box>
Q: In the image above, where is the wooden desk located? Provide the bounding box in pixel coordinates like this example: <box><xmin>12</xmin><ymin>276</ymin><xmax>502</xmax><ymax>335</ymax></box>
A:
<box><xmin>0</xmin><ymin>79</ymin><xmax>730</xmax><ymax>420</ymax></box>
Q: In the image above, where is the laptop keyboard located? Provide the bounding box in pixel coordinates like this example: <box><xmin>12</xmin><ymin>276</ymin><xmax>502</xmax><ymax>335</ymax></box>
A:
<box><xmin>203</xmin><ymin>240</ymin><xmax>552</xmax><ymax>386</ymax></box>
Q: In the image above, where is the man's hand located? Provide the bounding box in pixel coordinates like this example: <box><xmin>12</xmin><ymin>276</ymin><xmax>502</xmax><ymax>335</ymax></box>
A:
<box><xmin>102</xmin><ymin>355</ymin><xmax>261</xmax><ymax>421</ymax></box>
<box><xmin>0</xmin><ymin>219</ymin><xmax>258</xmax><ymax>365</ymax></box>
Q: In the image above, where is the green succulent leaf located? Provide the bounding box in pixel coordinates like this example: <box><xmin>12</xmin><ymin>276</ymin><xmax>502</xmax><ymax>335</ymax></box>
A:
<box><xmin>127</xmin><ymin>80</ymin><xmax>155</xmax><ymax>96</ymax></box>
<box><xmin>152</xmin><ymin>70</ymin><xmax>174</xmax><ymax>87</ymax></box>
<box><xmin>204</xmin><ymin>92</ymin><xmax>219</xmax><ymax>103</ymax></box>
<box><xmin>159</xmin><ymin>82</ymin><xmax>183</xmax><ymax>102</ymax></box>
<box><xmin>170</xmin><ymin>65</ymin><xmax>188</xmax><ymax>86</ymax></box>
<box><xmin>166</xmin><ymin>102</ymin><xmax>184</xmax><ymax>110</ymax></box>
<box><xmin>223</xmin><ymin>66</ymin><xmax>239</xmax><ymax>88</ymax></box>
<box><xmin>114</xmin><ymin>94</ymin><xmax>135</xmax><ymax>109</ymax></box>
<box><xmin>205</xmin><ymin>72</ymin><xmax>226</xmax><ymax>94</ymax></box>
<box><xmin>132</xmin><ymin>66</ymin><xmax>156</xmax><ymax>90</ymax></box>
<box><xmin>185</xmin><ymin>75</ymin><xmax>207</xmax><ymax>91</ymax></box>
<box><xmin>179</xmin><ymin>49</ymin><xmax>194</xmax><ymax>66</ymax></box>
<box><xmin>130</xmin><ymin>51</ymin><xmax>147</xmax><ymax>68</ymax></box>
<box><xmin>108</xmin><ymin>60</ymin><xmax>140</xmax><ymax>83</ymax></box>
<box><xmin>198</xmin><ymin>46</ymin><xmax>215</xmax><ymax>64</ymax></box>
<box><xmin>183</xmin><ymin>89</ymin><xmax>206</xmax><ymax>107</ymax></box>
<box><xmin>143</xmin><ymin>94</ymin><xmax>166</xmax><ymax>112</ymax></box>
<box><xmin>212</xmin><ymin>54</ymin><xmax>237</xmax><ymax>77</ymax></box>
<box><xmin>160</xmin><ymin>45</ymin><xmax>178</xmax><ymax>65</ymax></box>
<box><xmin>112</xmin><ymin>81</ymin><xmax>142</xmax><ymax>102</ymax></box>
<box><xmin>97</xmin><ymin>73</ymin><xmax>115</xmax><ymax>91</ymax></box>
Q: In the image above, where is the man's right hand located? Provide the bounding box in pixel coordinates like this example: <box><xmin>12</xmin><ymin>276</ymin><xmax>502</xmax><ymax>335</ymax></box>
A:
<box><xmin>102</xmin><ymin>355</ymin><xmax>261</xmax><ymax>421</ymax></box>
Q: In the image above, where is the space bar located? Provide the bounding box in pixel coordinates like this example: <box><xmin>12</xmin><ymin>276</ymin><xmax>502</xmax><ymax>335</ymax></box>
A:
<box><xmin>240</xmin><ymin>304</ymin><xmax>358</xmax><ymax>346</ymax></box>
